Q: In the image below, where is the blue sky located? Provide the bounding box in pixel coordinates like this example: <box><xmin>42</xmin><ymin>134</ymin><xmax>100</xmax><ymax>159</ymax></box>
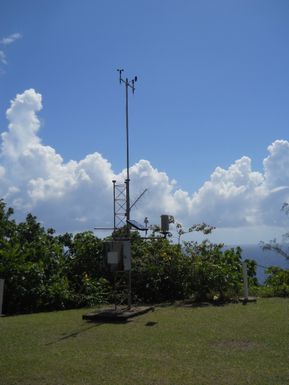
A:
<box><xmin>1</xmin><ymin>1</ymin><xmax>289</xmax><ymax>244</ymax></box>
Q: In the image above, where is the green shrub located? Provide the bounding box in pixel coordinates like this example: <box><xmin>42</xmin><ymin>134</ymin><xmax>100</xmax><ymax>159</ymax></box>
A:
<box><xmin>72</xmin><ymin>276</ymin><xmax>112</xmax><ymax>307</ymax></box>
<box><xmin>264</xmin><ymin>267</ymin><xmax>289</xmax><ymax>297</ymax></box>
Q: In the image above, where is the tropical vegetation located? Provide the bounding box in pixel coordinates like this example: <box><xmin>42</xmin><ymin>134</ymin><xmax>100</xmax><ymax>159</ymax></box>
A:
<box><xmin>0</xmin><ymin>198</ymin><xmax>288</xmax><ymax>314</ymax></box>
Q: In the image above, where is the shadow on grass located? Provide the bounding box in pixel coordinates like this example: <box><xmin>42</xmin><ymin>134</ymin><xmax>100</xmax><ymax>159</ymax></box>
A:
<box><xmin>145</xmin><ymin>321</ymin><xmax>158</xmax><ymax>327</ymax></box>
<box><xmin>151</xmin><ymin>300</ymin><xmax>239</xmax><ymax>309</ymax></box>
<box><xmin>46</xmin><ymin>317</ymin><xmax>131</xmax><ymax>345</ymax></box>
<box><xmin>175</xmin><ymin>299</ymin><xmax>240</xmax><ymax>308</ymax></box>
<box><xmin>45</xmin><ymin>323</ymin><xmax>103</xmax><ymax>345</ymax></box>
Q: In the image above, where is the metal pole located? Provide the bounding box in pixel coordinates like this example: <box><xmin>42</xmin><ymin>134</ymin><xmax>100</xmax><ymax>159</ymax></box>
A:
<box><xmin>124</xmin><ymin>78</ymin><xmax>132</xmax><ymax>309</ymax></box>
<box><xmin>112</xmin><ymin>180</ymin><xmax>116</xmax><ymax>231</ymax></box>
<box><xmin>144</xmin><ymin>217</ymin><xmax>149</xmax><ymax>237</ymax></box>
<box><xmin>0</xmin><ymin>279</ymin><xmax>4</xmax><ymax>316</ymax></box>
<box><xmin>125</xmin><ymin>78</ymin><xmax>130</xmax><ymax>222</ymax></box>
<box><xmin>117</xmin><ymin>70</ymin><xmax>137</xmax><ymax>310</ymax></box>
<box><xmin>242</xmin><ymin>261</ymin><xmax>249</xmax><ymax>304</ymax></box>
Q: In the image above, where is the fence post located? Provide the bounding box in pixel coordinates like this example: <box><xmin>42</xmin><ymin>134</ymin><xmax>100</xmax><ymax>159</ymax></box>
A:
<box><xmin>242</xmin><ymin>261</ymin><xmax>249</xmax><ymax>304</ymax></box>
<box><xmin>0</xmin><ymin>279</ymin><xmax>4</xmax><ymax>316</ymax></box>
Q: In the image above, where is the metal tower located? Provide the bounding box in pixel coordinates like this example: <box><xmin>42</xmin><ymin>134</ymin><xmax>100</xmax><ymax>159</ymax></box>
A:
<box><xmin>112</xmin><ymin>180</ymin><xmax>127</xmax><ymax>230</ymax></box>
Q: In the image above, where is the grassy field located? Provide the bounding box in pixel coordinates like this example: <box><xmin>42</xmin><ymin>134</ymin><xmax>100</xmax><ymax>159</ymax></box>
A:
<box><xmin>1</xmin><ymin>298</ymin><xmax>289</xmax><ymax>385</ymax></box>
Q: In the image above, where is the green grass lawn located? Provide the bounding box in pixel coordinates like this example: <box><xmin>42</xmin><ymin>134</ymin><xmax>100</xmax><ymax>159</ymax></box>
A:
<box><xmin>1</xmin><ymin>298</ymin><xmax>289</xmax><ymax>385</ymax></box>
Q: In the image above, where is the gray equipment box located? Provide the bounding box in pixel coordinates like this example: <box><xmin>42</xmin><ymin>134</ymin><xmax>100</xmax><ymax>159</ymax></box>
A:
<box><xmin>104</xmin><ymin>241</ymin><xmax>131</xmax><ymax>272</ymax></box>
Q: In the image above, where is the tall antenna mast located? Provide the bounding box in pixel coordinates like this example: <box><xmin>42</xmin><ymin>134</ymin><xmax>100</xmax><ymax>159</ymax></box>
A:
<box><xmin>117</xmin><ymin>69</ymin><xmax>138</xmax><ymax>224</ymax></box>
<box><xmin>117</xmin><ymin>69</ymin><xmax>137</xmax><ymax>309</ymax></box>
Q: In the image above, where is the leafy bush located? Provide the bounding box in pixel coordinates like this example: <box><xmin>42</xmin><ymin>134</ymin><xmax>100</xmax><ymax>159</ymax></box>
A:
<box><xmin>249</xmin><ymin>285</ymin><xmax>275</xmax><ymax>298</ymax></box>
<box><xmin>264</xmin><ymin>267</ymin><xmax>289</xmax><ymax>297</ymax></box>
<box><xmin>132</xmin><ymin>236</ymin><xmax>192</xmax><ymax>303</ymax></box>
<box><xmin>131</xmin><ymin>234</ymin><xmax>256</xmax><ymax>303</ymax></box>
<box><xmin>185</xmin><ymin>242</ymin><xmax>248</xmax><ymax>301</ymax></box>
<box><xmin>72</xmin><ymin>276</ymin><xmax>112</xmax><ymax>307</ymax></box>
<box><xmin>0</xmin><ymin>201</ymin><xmax>111</xmax><ymax>313</ymax></box>
<box><xmin>0</xmin><ymin>199</ymin><xmax>261</xmax><ymax>313</ymax></box>
<box><xmin>0</xmin><ymin>209</ymin><xmax>70</xmax><ymax>313</ymax></box>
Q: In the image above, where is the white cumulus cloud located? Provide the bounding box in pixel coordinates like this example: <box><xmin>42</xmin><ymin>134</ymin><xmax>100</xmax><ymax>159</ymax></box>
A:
<box><xmin>263</xmin><ymin>140</ymin><xmax>289</xmax><ymax>189</ymax></box>
<box><xmin>1</xmin><ymin>89</ymin><xmax>289</xmax><ymax>243</ymax></box>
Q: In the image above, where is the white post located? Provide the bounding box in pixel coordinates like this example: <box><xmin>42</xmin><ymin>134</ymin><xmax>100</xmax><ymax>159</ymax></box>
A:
<box><xmin>0</xmin><ymin>279</ymin><xmax>4</xmax><ymax>315</ymax></box>
<box><xmin>242</xmin><ymin>261</ymin><xmax>249</xmax><ymax>303</ymax></box>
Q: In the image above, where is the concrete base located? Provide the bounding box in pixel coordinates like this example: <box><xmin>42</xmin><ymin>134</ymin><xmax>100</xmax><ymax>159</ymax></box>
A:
<box><xmin>82</xmin><ymin>306</ymin><xmax>154</xmax><ymax>322</ymax></box>
<box><xmin>240</xmin><ymin>296</ymin><xmax>257</xmax><ymax>304</ymax></box>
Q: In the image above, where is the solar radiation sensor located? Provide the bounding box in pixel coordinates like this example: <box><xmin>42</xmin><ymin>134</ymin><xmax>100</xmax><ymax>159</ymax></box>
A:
<box><xmin>127</xmin><ymin>219</ymin><xmax>148</xmax><ymax>231</ymax></box>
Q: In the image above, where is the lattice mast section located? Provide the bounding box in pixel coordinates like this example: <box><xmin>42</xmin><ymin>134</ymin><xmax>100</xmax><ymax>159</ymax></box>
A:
<box><xmin>112</xmin><ymin>180</ymin><xmax>127</xmax><ymax>230</ymax></box>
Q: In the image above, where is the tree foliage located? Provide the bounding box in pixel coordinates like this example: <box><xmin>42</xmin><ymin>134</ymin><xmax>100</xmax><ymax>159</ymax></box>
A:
<box><xmin>0</xmin><ymin>199</ymin><xmax>272</xmax><ymax>314</ymax></box>
<box><xmin>258</xmin><ymin>203</ymin><xmax>289</xmax><ymax>296</ymax></box>
<box><xmin>264</xmin><ymin>266</ymin><xmax>289</xmax><ymax>297</ymax></box>
<box><xmin>260</xmin><ymin>203</ymin><xmax>289</xmax><ymax>260</ymax></box>
<box><xmin>0</xmin><ymin>201</ymin><xmax>111</xmax><ymax>313</ymax></box>
<box><xmin>130</xmin><ymin>224</ymin><xmax>255</xmax><ymax>303</ymax></box>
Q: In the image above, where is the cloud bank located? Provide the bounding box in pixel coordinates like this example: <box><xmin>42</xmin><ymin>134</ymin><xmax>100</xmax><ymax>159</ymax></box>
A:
<box><xmin>1</xmin><ymin>89</ymin><xmax>289</xmax><ymax>242</ymax></box>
